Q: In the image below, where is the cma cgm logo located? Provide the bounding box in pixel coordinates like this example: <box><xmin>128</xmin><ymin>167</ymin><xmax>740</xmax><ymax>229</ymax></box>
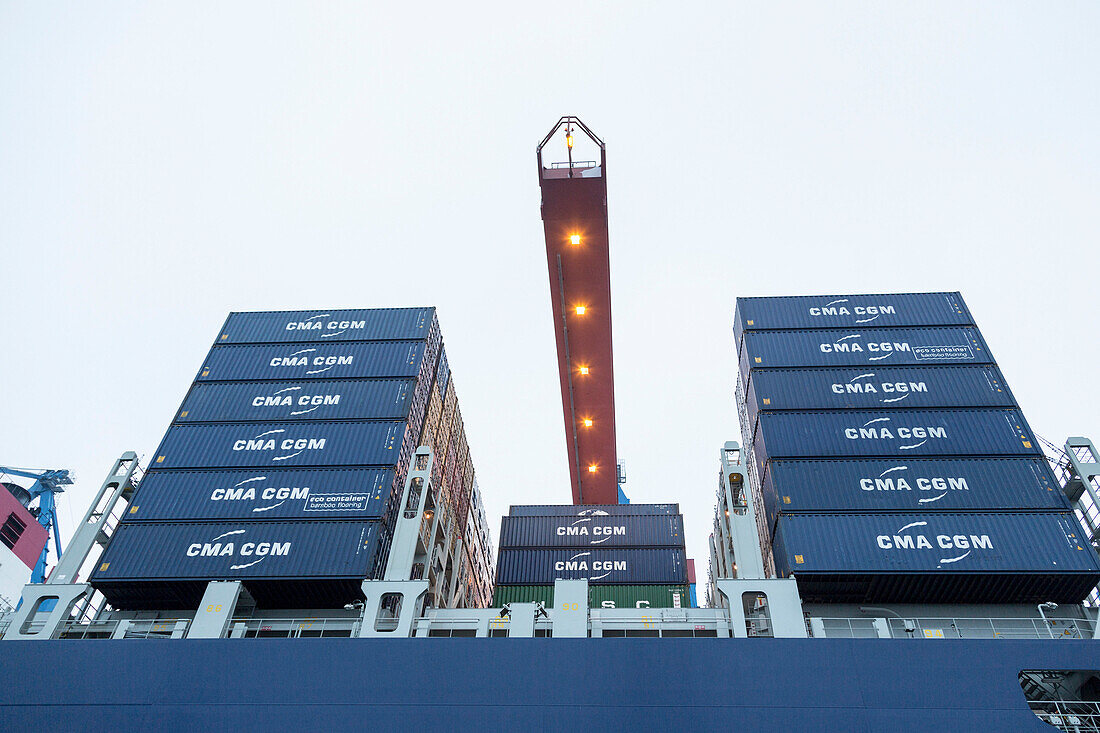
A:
<box><xmin>860</xmin><ymin>465</ymin><xmax>970</xmax><ymax>505</ymax></box>
<box><xmin>210</xmin><ymin>475</ymin><xmax>309</xmax><ymax>512</ymax></box>
<box><xmin>808</xmin><ymin>299</ymin><xmax>896</xmax><ymax>324</ymax></box>
<box><xmin>269</xmin><ymin>348</ymin><xmax>354</xmax><ymax>375</ymax></box>
<box><xmin>556</xmin><ymin>524</ymin><xmax>626</xmax><ymax>544</ymax></box>
<box><xmin>560</xmin><ymin>511</ymin><xmax>626</xmax><ymax>545</ymax></box>
<box><xmin>831</xmin><ymin>372</ymin><xmax>928</xmax><ymax>404</ymax></box>
<box><xmin>252</xmin><ymin>386</ymin><xmax>341</xmax><ymax>416</ymax></box>
<box><xmin>554</xmin><ymin>551</ymin><xmax>626</xmax><ymax>580</ymax></box>
<box><xmin>820</xmin><ymin>334</ymin><xmax>911</xmax><ymax>361</ymax></box>
<box><xmin>876</xmin><ymin>520</ymin><xmax>992</xmax><ymax>567</ymax></box>
<box><xmin>232</xmin><ymin>429</ymin><xmax>326</xmax><ymax>461</ymax></box>
<box><xmin>186</xmin><ymin>529</ymin><xmax>291</xmax><ymax>570</ymax></box>
<box><xmin>844</xmin><ymin>417</ymin><xmax>946</xmax><ymax>451</ymax></box>
<box><xmin>285</xmin><ymin>314</ymin><xmax>366</xmax><ymax>338</ymax></box>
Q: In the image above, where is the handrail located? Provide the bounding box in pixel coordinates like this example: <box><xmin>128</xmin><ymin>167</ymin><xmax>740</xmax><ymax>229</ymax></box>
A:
<box><xmin>813</xmin><ymin>615</ymin><xmax>1096</xmax><ymax>639</ymax></box>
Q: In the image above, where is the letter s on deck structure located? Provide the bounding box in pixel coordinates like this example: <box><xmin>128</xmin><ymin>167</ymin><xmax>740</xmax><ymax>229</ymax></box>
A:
<box><xmin>537</xmin><ymin>117</ymin><xmax>619</xmax><ymax>505</ymax></box>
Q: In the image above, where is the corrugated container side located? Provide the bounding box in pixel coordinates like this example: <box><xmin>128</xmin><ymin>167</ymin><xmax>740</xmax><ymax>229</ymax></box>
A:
<box><xmin>492</xmin><ymin>584</ymin><xmax>691</xmax><ymax>609</ymax></box>
<box><xmin>508</xmin><ymin>504</ymin><xmax>680</xmax><ymax>517</ymax></box>
<box><xmin>739</xmin><ymin>327</ymin><xmax>994</xmax><ymax>393</ymax></box>
<box><xmin>217</xmin><ymin>308</ymin><xmax>436</xmax><ymax>344</ymax></box>
<box><xmin>744</xmin><ymin>365</ymin><xmax>1016</xmax><ymax>434</ymax></box>
<box><xmin>150</xmin><ymin>421</ymin><xmax>409</xmax><ymax>469</ymax></box>
<box><xmin>432</xmin><ymin>380</ymin><xmax>458</xmax><ymax>488</ymax></box>
<box><xmin>751</xmin><ymin>409</ymin><xmax>1041</xmax><ymax>468</ymax></box>
<box><xmin>196</xmin><ymin>341</ymin><xmax>427</xmax><ymax>382</ymax></box>
<box><xmin>436</xmin><ymin>346</ymin><xmax>451</xmax><ymax>400</ymax></box>
<box><xmin>407</xmin><ymin>320</ymin><xmax>442</xmax><ymax>438</ymax></box>
<box><xmin>760</xmin><ymin>457</ymin><xmax>1071</xmax><ymax>520</ymax></box>
<box><xmin>733</xmin><ymin>292</ymin><xmax>973</xmax><ymax>353</ymax></box>
<box><xmin>419</xmin><ymin>382</ymin><xmax>444</xmax><ymax>450</ymax></box>
<box><xmin>91</xmin><ymin>520</ymin><xmax>382</xmax><ymax>582</ymax></box>
<box><xmin>176</xmin><ymin>379</ymin><xmax>417</xmax><ymax>423</ymax></box>
<box><xmin>499</xmin><ymin>515</ymin><xmax>686</xmax><ymax>549</ymax></box>
<box><xmin>495</xmin><ymin>548</ymin><xmax>688</xmax><ymax>585</ymax></box>
<box><xmin>125</xmin><ymin>467</ymin><xmax>397</xmax><ymax>521</ymax></box>
<box><xmin>771</xmin><ymin>512</ymin><xmax>1100</xmax><ymax>603</ymax></box>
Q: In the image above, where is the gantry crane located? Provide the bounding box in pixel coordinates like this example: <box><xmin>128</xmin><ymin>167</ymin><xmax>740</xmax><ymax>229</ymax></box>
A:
<box><xmin>0</xmin><ymin>466</ymin><xmax>73</xmax><ymax>582</ymax></box>
<box><xmin>537</xmin><ymin>117</ymin><xmax>621</xmax><ymax>505</ymax></box>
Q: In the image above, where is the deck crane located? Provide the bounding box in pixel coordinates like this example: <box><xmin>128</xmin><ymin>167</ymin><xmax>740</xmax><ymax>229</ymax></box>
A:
<box><xmin>537</xmin><ymin>117</ymin><xmax>622</xmax><ymax>505</ymax></box>
<box><xmin>0</xmin><ymin>466</ymin><xmax>73</xmax><ymax>583</ymax></box>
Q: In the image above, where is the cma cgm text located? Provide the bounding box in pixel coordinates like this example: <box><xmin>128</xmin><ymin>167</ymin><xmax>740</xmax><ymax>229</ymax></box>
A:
<box><xmin>556</xmin><ymin>526</ymin><xmax>626</xmax><ymax>536</ymax></box>
<box><xmin>285</xmin><ymin>320</ymin><xmax>366</xmax><ymax>331</ymax></box>
<box><xmin>252</xmin><ymin>394</ymin><xmax>341</xmax><ymax>407</ymax></box>
<box><xmin>554</xmin><ymin>560</ymin><xmax>627</xmax><ymax>571</ymax></box>
<box><xmin>233</xmin><ymin>438</ymin><xmax>327</xmax><ymax>451</ymax></box>
<box><xmin>876</xmin><ymin>534</ymin><xmax>992</xmax><ymax>550</ymax></box>
<box><xmin>210</xmin><ymin>486</ymin><xmax>310</xmax><ymax>501</ymax></box>
<box><xmin>820</xmin><ymin>341</ymin><xmax>911</xmax><ymax>354</ymax></box>
<box><xmin>186</xmin><ymin>541</ymin><xmax>291</xmax><ymax>557</ymax></box>
<box><xmin>832</xmin><ymin>381</ymin><xmax>928</xmax><ymax>395</ymax></box>
<box><xmin>861</xmin><ymin>476</ymin><xmax>970</xmax><ymax>492</ymax></box>
<box><xmin>269</xmin><ymin>355</ymin><xmax>353</xmax><ymax>367</ymax></box>
<box><xmin>845</xmin><ymin>426</ymin><xmax>947</xmax><ymax>440</ymax></box>
<box><xmin>809</xmin><ymin>305</ymin><xmax>896</xmax><ymax>317</ymax></box>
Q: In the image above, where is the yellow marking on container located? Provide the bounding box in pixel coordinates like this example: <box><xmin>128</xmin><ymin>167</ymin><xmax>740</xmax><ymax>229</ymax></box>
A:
<box><xmin>201</xmin><ymin>370</ymin><xmax>209</xmax><ymax>377</ymax></box>
<box><xmin>221</xmin><ymin>334</ymin><xmax>228</xmax><ymax>340</ymax></box>
<box><xmin>783</xmin><ymin>497</ymin><xmax>791</xmax><ymax>504</ymax></box>
<box><xmin>923</xmin><ymin>629</ymin><xmax>945</xmax><ymax>638</ymax></box>
<box><xmin>129</xmin><ymin>506</ymin><xmax>139</xmax><ymax>513</ymax></box>
<box><xmin>754</xmin><ymin>357</ymin><xmax>762</xmax><ymax>364</ymax></box>
<box><xmin>99</xmin><ymin>563</ymin><xmax>110</xmax><ymax>571</ymax></box>
<box><xmin>156</xmin><ymin>456</ymin><xmax>165</xmax><ymax>463</ymax></box>
<box><xmin>746</xmin><ymin>320</ymin><xmax>754</xmax><ymax>326</ymax></box>
<box><xmin>1022</xmin><ymin>441</ymin><xmax>1032</xmax><ymax>448</ymax></box>
<box><xmin>180</xmin><ymin>411</ymin><xmax>188</xmax><ymax>418</ymax></box>
<box><xmin>794</xmin><ymin>555</ymin><xmax>804</xmax><ymax>564</ymax></box>
<box><xmin>762</xmin><ymin>398</ymin><xmax>771</xmax><ymax>405</ymax></box>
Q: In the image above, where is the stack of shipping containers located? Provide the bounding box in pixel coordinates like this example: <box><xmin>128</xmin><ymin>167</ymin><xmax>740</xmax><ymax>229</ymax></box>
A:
<box><xmin>91</xmin><ymin>308</ymin><xmax>495</xmax><ymax>610</ymax></box>
<box><xmin>493</xmin><ymin>504</ymin><xmax>692</xmax><ymax>609</ymax></box>
<box><xmin>461</xmin><ymin>483</ymin><xmax>495</xmax><ymax>609</ymax></box>
<box><xmin>734</xmin><ymin>293</ymin><xmax>1100</xmax><ymax>603</ymax></box>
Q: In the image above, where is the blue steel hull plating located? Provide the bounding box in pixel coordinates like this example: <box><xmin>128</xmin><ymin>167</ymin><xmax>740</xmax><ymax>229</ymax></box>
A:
<box><xmin>0</xmin><ymin>639</ymin><xmax>1093</xmax><ymax>731</ymax></box>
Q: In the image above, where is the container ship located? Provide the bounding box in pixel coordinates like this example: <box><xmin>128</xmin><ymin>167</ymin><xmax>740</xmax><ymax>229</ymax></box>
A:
<box><xmin>2</xmin><ymin>118</ymin><xmax>1099</xmax><ymax>732</ymax></box>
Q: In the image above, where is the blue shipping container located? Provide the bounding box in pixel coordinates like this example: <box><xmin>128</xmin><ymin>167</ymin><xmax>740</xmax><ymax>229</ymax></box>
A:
<box><xmin>496</xmin><ymin>548</ymin><xmax>687</xmax><ymax>585</ymax></box>
<box><xmin>752</xmin><ymin>409</ymin><xmax>1040</xmax><ymax>469</ymax></box>
<box><xmin>176</xmin><ymin>379</ymin><xmax>416</xmax><ymax>423</ymax></box>
<box><xmin>91</xmin><ymin>520</ymin><xmax>383</xmax><ymax>581</ymax></box>
<box><xmin>125</xmin><ymin>468</ymin><xmax>397</xmax><ymax>521</ymax></box>
<box><xmin>217</xmin><ymin>308</ymin><xmax>436</xmax><ymax>344</ymax></box>
<box><xmin>771</xmin><ymin>512</ymin><xmax>1100</xmax><ymax>603</ymax></box>
<box><xmin>734</xmin><ymin>292</ymin><xmax>973</xmax><ymax>352</ymax></box>
<box><xmin>499</xmin><ymin>515</ymin><xmax>686</xmax><ymax>549</ymax></box>
<box><xmin>760</xmin><ymin>458</ymin><xmax>1070</xmax><ymax>519</ymax></box>
<box><xmin>151</xmin><ymin>421</ymin><xmax>409</xmax><ymax>469</ymax></box>
<box><xmin>508</xmin><ymin>504</ymin><xmax>680</xmax><ymax>517</ymax></box>
<box><xmin>195</xmin><ymin>341</ymin><xmax>427</xmax><ymax>382</ymax></box>
<box><xmin>744</xmin><ymin>365</ymin><xmax>1016</xmax><ymax>434</ymax></box>
<box><xmin>739</xmin><ymin>327</ymin><xmax>993</xmax><ymax>393</ymax></box>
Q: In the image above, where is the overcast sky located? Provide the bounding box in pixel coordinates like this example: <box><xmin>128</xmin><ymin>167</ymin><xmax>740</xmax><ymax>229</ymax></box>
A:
<box><xmin>2</xmin><ymin>3</ymin><xmax>1097</xmax><ymax>595</ymax></box>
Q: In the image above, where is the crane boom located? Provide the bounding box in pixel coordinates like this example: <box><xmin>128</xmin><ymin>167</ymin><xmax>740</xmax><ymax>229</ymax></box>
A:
<box><xmin>537</xmin><ymin>117</ymin><xmax>620</xmax><ymax>505</ymax></box>
<box><xmin>0</xmin><ymin>466</ymin><xmax>72</xmax><ymax>582</ymax></box>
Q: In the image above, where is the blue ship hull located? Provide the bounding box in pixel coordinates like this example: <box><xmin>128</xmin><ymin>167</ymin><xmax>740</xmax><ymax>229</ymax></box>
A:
<box><xmin>2</xmin><ymin>638</ymin><xmax>1093</xmax><ymax>731</ymax></box>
